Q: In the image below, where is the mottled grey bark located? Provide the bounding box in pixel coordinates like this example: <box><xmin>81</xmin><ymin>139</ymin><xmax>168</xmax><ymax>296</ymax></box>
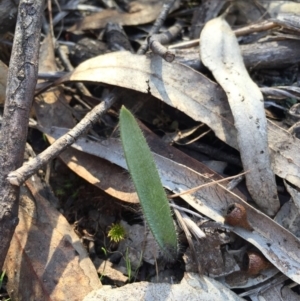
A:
<box><xmin>0</xmin><ymin>0</ymin><xmax>44</xmax><ymax>269</ymax></box>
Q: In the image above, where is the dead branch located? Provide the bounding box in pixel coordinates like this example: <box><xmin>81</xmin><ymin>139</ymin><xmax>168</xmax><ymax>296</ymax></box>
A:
<box><xmin>0</xmin><ymin>0</ymin><xmax>44</xmax><ymax>269</ymax></box>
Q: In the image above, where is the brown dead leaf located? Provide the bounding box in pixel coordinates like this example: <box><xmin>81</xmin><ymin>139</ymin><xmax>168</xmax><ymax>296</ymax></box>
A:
<box><xmin>0</xmin><ymin>60</ymin><xmax>8</xmax><ymax>104</ymax></box>
<box><xmin>184</xmin><ymin>227</ymin><xmax>239</xmax><ymax>277</ymax></box>
<box><xmin>4</xmin><ymin>176</ymin><xmax>100</xmax><ymax>301</ymax></box>
<box><xmin>69</xmin><ymin>1</ymin><xmax>165</xmax><ymax>32</ymax></box>
<box><xmin>36</xmin><ymin>34</ymin><xmax>139</xmax><ymax>203</ymax></box>
<box><xmin>50</xmin><ymin>143</ymin><xmax>139</xmax><ymax>204</ymax></box>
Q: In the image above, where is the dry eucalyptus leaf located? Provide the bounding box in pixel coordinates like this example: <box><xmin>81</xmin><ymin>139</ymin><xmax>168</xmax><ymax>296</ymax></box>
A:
<box><xmin>252</xmin><ymin>282</ymin><xmax>300</xmax><ymax>301</ymax></box>
<box><xmin>46</xmin><ymin>127</ymin><xmax>300</xmax><ymax>284</ymax></box>
<box><xmin>275</xmin><ymin>181</ymin><xmax>300</xmax><ymax>238</ymax></box>
<box><xmin>200</xmin><ymin>16</ymin><xmax>279</xmax><ymax>216</ymax></box>
<box><xmin>57</xmin><ymin>51</ymin><xmax>300</xmax><ymax>190</ymax></box>
<box><xmin>58</xmin><ymin>51</ymin><xmax>238</xmax><ymax>148</ymax></box>
<box><xmin>83</xmin><ymin>272</ymin><xmax>244</xmax><ymax>301</ymax></box>
<box><xmin>4</xmin><ymin>177</ymin><xmax>100</xmax><ymax>301</ymax></box>
<box><xmin>220</xmin><ymin>267</ymin><xmax>279</xmax><ymax>289</ymax></box>
<box><xmin>38</xmin><ymin>36</ymin><xmax>244</xmax><ymax>206</ymax></box>
<box><xmin>263</xmin><ymin>0</ymin><xmax>300</xmax><ymax>17</ymax></box>
<box><xmin>68</xmin><ymin>1</ymin><xmax>175</xmax><ymax>32</ymax></box>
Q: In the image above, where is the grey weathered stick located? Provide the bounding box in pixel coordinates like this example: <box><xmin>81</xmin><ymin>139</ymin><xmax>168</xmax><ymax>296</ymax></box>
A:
<box><xmin>7</xmin><ymin>92</ymin><xmax>117</xmax><ymax>186</ymax></box>
<box><xmin>0</xmin><ymin>0</ymin><xmax>44</xmax><ymax>269</ymax></box>
<box><xmin>148</xmin><ymin>20</ymin><xmax>183</xmax><ymax>62</ymax></box>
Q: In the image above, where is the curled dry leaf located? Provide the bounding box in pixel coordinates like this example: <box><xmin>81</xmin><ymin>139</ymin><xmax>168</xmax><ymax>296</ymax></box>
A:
<box><xmin>46</xmin><ymin>127</ymin><xmax>300</xmax><ymax>284</ymax></box>
<box><xmin>56</xmin><ymin>51</ymin><xmax>300</xmax><ymax>190</ymax></box>
<box><xmin>4</xmin><ymin>176</ymin><xmax>100</xmax><ymax>301</ymax></box>
<box><xmin>200</xmin><ymin>16</ymin><xmax>279</xmax><ymax>216</ymax></box>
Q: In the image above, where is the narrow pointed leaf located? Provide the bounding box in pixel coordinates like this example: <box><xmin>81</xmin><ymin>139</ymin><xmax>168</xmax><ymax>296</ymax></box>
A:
<box><xmin>119</xmin><ymin>106</ymin><xmax>178</xmax><ymax>260</ymax></box>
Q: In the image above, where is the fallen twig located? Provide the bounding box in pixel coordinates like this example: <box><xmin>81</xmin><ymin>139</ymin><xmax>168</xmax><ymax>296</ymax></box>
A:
<box><xmin>7</xmin><ymin>91</ymin><xmax>118</xmax><ymax>186</ymax></box>
<box><xmin>137</xmin><ymin>0</ymin><xmax>178</xmax><ymax>55</ymax></box>
<box><xmin>148</xmin><ymin>20</ymin><xmax>183</xmax><ymax>62</ymax></box>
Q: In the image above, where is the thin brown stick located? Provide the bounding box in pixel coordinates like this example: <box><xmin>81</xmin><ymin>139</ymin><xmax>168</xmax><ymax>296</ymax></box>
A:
<box><xmin>168</xmin><ymin>171</ymin><xmax>249</xmax><ymax>198</ymax></box>
<box><xmin>0</xmin><ymin>0</ymin><xmax>45</xmax><ymax>269</ymax></box>
<box><xmin>169</xmin><ymin>20</ymin><xmax>278</xmax><ymax>50</ymax></box>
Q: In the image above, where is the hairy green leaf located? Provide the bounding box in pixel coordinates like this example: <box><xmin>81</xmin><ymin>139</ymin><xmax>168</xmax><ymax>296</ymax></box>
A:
<box><xmin>120</xmin><ymin>106</ymin><xmax>178</xmax><ymax>260</ymax></box>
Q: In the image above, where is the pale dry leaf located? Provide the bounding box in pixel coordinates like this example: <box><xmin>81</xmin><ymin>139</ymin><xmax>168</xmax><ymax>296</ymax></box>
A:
<box><xmin>257</xmin><ymin>282</ymin><xmax>299</xmax><ymax>301</ymax></box>
<box><xmin>59</xmin><ymin>51</ymin><xmax>238</xmax><ymax>148</ymax></box>
<box><xmin>219</xmin><ymin>268</ymin><xmax>279</xmax><ymax>289</ymax></box>
<box><xmin>263</xmin><ymin>0</ymin><xmax>300</xmax><ymax>17</ymax></box>
<box><xmin>57</xmin><ymin>51</ymin><xmax>300</xmax><ymax>190</ymax></box>
<box><xmin>46</xmin><ymin>127</ymin><xmax>300</xmax><ymax>284</ymax></box>
<box><xmin>4</xmin><ymin>177</ymin><xmax>101</xmax><ymax>301</ymax></box>
<box><xmin>200</xmin><ymin>16</ymin><xmax>279</xmax><ymax>216</ymax></box>
<box><xmin>83</xmin><ymin>272</ymin><xmax>244</xmax><ymax>301</ymax></box>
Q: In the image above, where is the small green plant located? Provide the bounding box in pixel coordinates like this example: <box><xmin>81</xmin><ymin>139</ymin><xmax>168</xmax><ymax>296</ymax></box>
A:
<box><xmin>55</xmin><ymin>188</ymin><xmax>66</xmax><ymax>196</ymax></box>
<box><xmin>55</xmin><ymin>179</ymin><xmax>79</xmax><ymax>198</ymax></box>
<box><xmin>0</xmin><ymin>270</ymin><xmax>5</xmax><ymax>289</ymax></box>
<box><xmin>101</xmin><ymin>247</ymin><xmax>108</xmax><ymax>256</ymax></box>
<box><xmin>107</xmin><ymin>223</ymin><xmax>126</xmax><ymax>243</ymax></box>
<box><xmin>99</xmin><ymin>247</ymin><xmax>108</xmax><ymax>282</ymax></box>
<box><xmin>119</xmin><ymin>106</ymin><xmax>178</xmax><ymax>261</ymax></box>
<box><xmin>125</xmin><ymin>248</ymin><xmax>132</xmax><ymax>282</ymax></box>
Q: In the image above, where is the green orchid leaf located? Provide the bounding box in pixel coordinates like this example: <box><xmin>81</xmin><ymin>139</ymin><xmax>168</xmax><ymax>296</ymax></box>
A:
<box><xmin>120</xmin><ymin>106</ymin><xmax>178</xmax><ymax>261</ymax></box>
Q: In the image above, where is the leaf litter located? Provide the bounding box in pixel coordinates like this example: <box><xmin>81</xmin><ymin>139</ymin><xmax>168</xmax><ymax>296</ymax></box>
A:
<box><xmin>2</xmin><ymin>0</ymin><xmax>300</xmax><ymax>300</ymax></box>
